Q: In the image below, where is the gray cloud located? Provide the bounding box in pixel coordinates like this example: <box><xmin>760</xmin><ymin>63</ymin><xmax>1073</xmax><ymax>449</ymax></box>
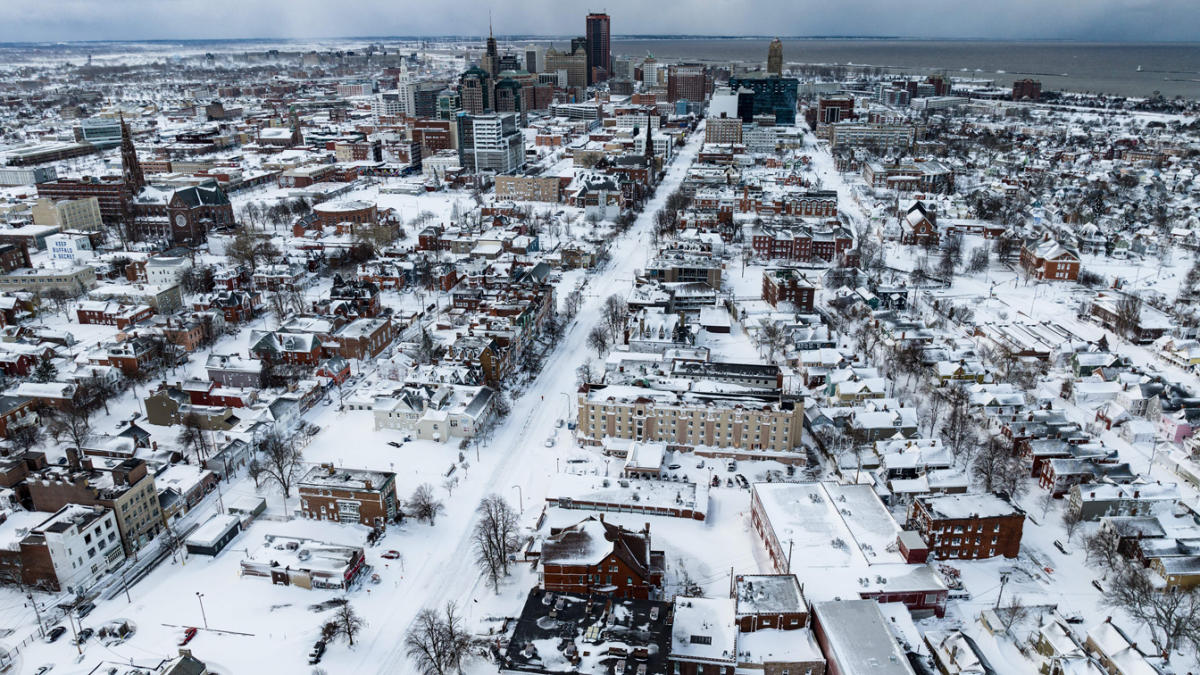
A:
<box><xmin>1</xmin><ymin>0</ymin><xmax>1197</xmax><ymax>42</ymax></box>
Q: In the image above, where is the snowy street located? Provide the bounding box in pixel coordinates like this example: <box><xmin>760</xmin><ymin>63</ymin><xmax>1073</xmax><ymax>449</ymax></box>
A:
<box><xmin>350</xmin><ymin>124</ymin><xmax>708</xmax><ymax>673</ymax></box>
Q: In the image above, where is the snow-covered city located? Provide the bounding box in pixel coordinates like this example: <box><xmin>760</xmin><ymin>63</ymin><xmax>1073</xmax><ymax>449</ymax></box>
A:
<box><xmin>0</xmin><ymin>6</ymin><xmax>1199</xmax><ymax>675</ymax></box>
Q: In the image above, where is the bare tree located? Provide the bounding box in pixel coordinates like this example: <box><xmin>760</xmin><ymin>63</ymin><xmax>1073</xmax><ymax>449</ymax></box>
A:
<box><xmin>966</xmin><ymin>246</ymin><xmax>989</xmax><ymax>273</ymax></box>
<box><xmin>1084</xmin><ymin>523</ymin><xmax>1128</xmax><ymax>574</ymax></box>
<box><xmin>994</xmin><ymin>595</ymin><xmax>1029</xmax><ymax>634</ymax></box>
<box><xmin>404</xmin><ymin>602</ymin><xmax>475</xmax><ymax>675</ymax></box>
<box><xmin>1114</xmin><ymin>293</ymin><xmax>1143</xmax><ymax>340</ymax></box>
<box><xmin>47</xmin><ymin>405</ymin><xmax>93</xmax><ymax>449</ymax></box>
<box><xmin>921</xmin><ymin>382</ymin><xmax>946</xmax><ymax>437</ymax></box>
<box><xmin>473</xmin><ymin>495</ymin><xmax>521</xmax><ymax>593</ymax></box>
<box><xmin>1103</xmin><ymin>565</ymin><xmax>1200</xmax><ymax>655</ymax></box>
<box><xmin>177</xmin><ymin>412</ymin><xmax>211</xmax><ymax>462</ymax></box>
<box><xmin>256</xmin><ymin>431</ymin><xmax>304</xmax><ymax>515</ymax></box>
<box><xmin>602</xmin><ymin>294</ymin><xmax>628</xmax><ymax>341</ymax></box>
<box><xmin>971</xmin><ymin>436</ymin><xmax>1027</xmax><ymax>499</ymax></box>
<box><xmin>1061</xmin><ymin>504</ymin><xmax>1084</xmax><ymax>542</ymax></box>
<box><xmin>939</xmin><ymin>385</ymin><xmax>978</xmax><ymax>463</ymax></box>
<box><xmin>409</xmin><ymin>483</ymin><xmax>444</xmax><ymax>526</ymax></box>
<box><xmin>588</xmin><ymin>325</ymin><xmax>610</xmax><ymax>357</ymax></box>
<box><xmin>331</xmin><ymin>599</ymin><xmax>367</xmax><ymax>647</ymax></box>
<box><xmin>9</xmin><ymin>424</ymin><xmax>40</xmax><ymax>453</ymax></box>
<box><xmin>758</xmin><ymin>320</ymin><xmax>787</xmax><ymax>364</ymax></box>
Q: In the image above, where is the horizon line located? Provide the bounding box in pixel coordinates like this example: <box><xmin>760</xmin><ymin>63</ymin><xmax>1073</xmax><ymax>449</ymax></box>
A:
<box><xmin>1</xmin><ymin>34</ymin><xmax>1198</xmax><ymax>46</ymax></box>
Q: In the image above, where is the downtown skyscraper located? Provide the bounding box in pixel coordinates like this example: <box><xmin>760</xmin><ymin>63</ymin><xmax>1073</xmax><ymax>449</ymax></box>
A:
<box><xmin>585</xmin><ymin>12</ymin><xmax>611</xmax><ymax>85</ymax></box>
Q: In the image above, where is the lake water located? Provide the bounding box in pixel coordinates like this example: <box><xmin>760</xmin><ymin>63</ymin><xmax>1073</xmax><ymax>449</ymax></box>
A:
<box><xmin>613</xmin><ymin>39</ymin><xmax>1200</xmax><ymax>99</ymax></box>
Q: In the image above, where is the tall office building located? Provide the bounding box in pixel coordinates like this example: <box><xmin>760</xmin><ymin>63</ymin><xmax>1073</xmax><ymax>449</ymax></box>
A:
<box><xmin>483</xmin><ymin>19</ymin><xmax>500</xmax><ymax>77</ymax></box>
<box><xmin>767</xmin><ymin>38</ymin><xmax>783</xmax><ymax>76</ymax></box>
<box><xmin>524</xmin><ymin>45</ymin><xmax>545</xmax><ymax>73</ymax></box>
<box><xmin>585</xmin><ymin>13</ymin><xmax>611</xmax><ymax>85</ymax></box>
<box><xmin>374</xmin><ymin>92</ymin><xmax>404</xmax><ymax>121</ymax></box>
<box><xmin>546</xmin><ymin>43</ymin><xmax>588</xmax><ymax>89</ymax></box>
<box><xmin>471</xmin><ymin>113</ymin><xmax>524</xmax><ymax>174</ymax></box>
<box><xmin>459</xmin><ymin>66</ymin><xmax>492</xmax><ymax>114</ymax></box>
<box><xmin>728</xmin><ymin>76</ymin><xmax>799</xmax><ymax>125</ymax></box>
<box><xmin>667</xmin><ymin>64</ymin><xmax>707</xmax><ymax>103</ymax></box>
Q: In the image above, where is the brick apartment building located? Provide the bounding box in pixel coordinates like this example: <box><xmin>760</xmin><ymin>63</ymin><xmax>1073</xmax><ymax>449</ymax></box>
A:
<box><xmin>494</xmin><ymin>175</ymin><xmax>565</xmax><ymax>203</ymax></box>
<box><xmin>0</xmin><ymin>244</ymin><xmax>31</xmax><ymax>274</ymax></box>
<box><xmin>36</xmin><ymin>176</ymin><xmax>131</xmax><ymax>224</ymax></box>
<box><xmin>297</xmin><ymin>464</ymin><xmax>398</xmax><ymax>528</ymax></box>
<box><xmin>26</xmin><ymin>457</ymin><xmax>164</xmax><ymax>554</ymax></box>
<box><xmin>1020</xmin><ymin>236</ymin><xmax>1081</xmax><ymax>281</ymax></box>
<box><xmin>762</xmin><ymin>268</ymin><xmax>816</xmax><ymax>311</ymax></box>
<box><xmin>907</xmin><ymin>493</ymin><xmax>1025</xmax><ymax>560</ymax></box>
<box><xmin>539</xmin><ymin>516</ymin><xmax>665</xmax><ymax>600</ymax></box>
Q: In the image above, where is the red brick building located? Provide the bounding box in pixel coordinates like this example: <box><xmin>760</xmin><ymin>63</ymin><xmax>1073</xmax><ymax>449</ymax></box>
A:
<box><xmin>907</xmin><ymin>493</ymin><xmax>1025</xmax><ymax>560</ymax></box>
<box><xmin>762</xmin><ymin>268</ymin><xmax>817</xmax><ymax>311</ymax></box>
<box><xmin>899</xmin><ymin>201</ymin><xmax>939</xmax><ymax>246</ymax></box>
<box><xmin>0</xmin><ymin>244</ymin><xmax>31</xmax><ymax>274</ymax></box>
<box><xmin>76</xmin><ymin>301</ymin><xmax>153</xmax><ymax>329</ymax></box>
<box><xmin>297</xmin><ymin>465</ymin><xmax>398</xmax><ymax>528</ymax></box>
<box><xmin>539</xmin><ymin>516</ymin><xmax>665</xmax><ymax>600</ymax></box>
<box><xmin>1020</xmin><ymin>236</ymin><xmax>1081</xmax><ymax>282</ymax></box>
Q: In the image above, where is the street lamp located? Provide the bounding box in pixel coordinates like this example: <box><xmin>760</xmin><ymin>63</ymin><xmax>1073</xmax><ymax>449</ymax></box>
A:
<box><xmin>195</xmin><ymin>592</ymin><xmax>209</xmax><ymax>629</ymax></box>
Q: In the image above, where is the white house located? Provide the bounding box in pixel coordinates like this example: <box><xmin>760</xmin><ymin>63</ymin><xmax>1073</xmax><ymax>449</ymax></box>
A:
<box><xmin>31</xmin><ymin>504</ymin><xmax>125</xmax><ymax>594</ymax></box>
<box><xmin>145</xmin><ymin>256</ymin><xmax>193</xmax><ymax>286</ymax></box>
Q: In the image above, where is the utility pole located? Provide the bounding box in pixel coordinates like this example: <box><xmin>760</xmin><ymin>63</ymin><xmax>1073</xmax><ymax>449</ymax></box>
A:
<box><xmin>66</xmin><ymin>602</ymin><xmax>81</xmax><ymax>655</ymax></box>
<box><xmin>786</xmin><ymin>539</ymin><xmax>794</xmax><ymax>574</ymax></box>
<box><xmin>27</xmin><ymin>593</ymin><xmax>44</xmax><ymax>638</ymax></box>
<box><xmin>995</xmin><ymin>572</ymin><xmax>1011</xmax><ymax>609</ymax></box>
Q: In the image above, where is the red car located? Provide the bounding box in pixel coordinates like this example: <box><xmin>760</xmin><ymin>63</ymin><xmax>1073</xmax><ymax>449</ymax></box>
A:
<box><xmin>381</xmin><ymin>550</ymin><xmax>400</xmax><ymax>560</ymax></box>
<box><xmin>179</xmin><ymin>627</ymin><xmax>197</xmax><ymax>646</ymax></box>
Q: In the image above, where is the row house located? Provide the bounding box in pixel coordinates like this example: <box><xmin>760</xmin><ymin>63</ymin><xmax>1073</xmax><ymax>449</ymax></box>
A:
<box><xmin>747</xmin><ymin>222</ymin><xmax>853</xmax><ymax>262</ymax></box>
<box><xmin>320</xmin><ymin>277</ymin><xmax>381</xmax><ymax>318</ymax></box>
<box><xmin>249</xmin><ymin>330</ymin><xmax>323</xmax><ymax>365</ymax></box>
<box><xmin>75</xmin><ymin>301</ymin><xmax>153</xmax><ymax>329</ymax></box>
<box><xmin>193</xmin><ymin>289</ymin><xmax>261</xmax><ymax>323</ymax></box>
<box><xmin>737</xmin><ymin>187</ymin><xmax>839</xmax><ymax>218</ymax></box>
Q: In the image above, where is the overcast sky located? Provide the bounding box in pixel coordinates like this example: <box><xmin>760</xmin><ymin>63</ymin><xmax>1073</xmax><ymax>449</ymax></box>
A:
<box><xmin>2</xmin><ymin>0</ymin><xmax>1197</xmax><ymax>42</ymax></box>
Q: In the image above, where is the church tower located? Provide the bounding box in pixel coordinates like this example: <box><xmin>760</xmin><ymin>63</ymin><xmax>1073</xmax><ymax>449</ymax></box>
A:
<box><xmin>119</xmin><ymin>114</ymin><xmax>145</xmax><ymax>193</ymax></box>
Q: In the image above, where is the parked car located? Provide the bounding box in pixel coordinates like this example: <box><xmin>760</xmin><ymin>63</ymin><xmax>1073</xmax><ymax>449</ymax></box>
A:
<box><xmin>726</xmin><ymin>460</ymin><xmax>737</xmax><ymax>472</ymax></box>
<box><xmin>74</xmin><ymin>627</ymin><xmax>94</xmax><ymax>645</ymax></box>
<box><xmin>667</xmin><ymin>463</ymin><xmax>681</xmax><ymax>470</ymax></box>
<box><xmin>76</xmin><ymin>602</ymin><xmax>95</xmax><ymax>618</ymax></box>
<box><xmin>387</xmin><ymin>441</ymin><xmax>402</xmax><ymax>448</ymax></box>
<box><xmin>178</xmin><ymin>627</ymin><xmax>197</xmax><ymax>646</ymax></box>
<box><xmin>544</xmin><ymin>437</ymin><xmax>556</xmax><ymax>448</ymax></box>
<box><xmin>695</xmin><ymin>460</ymin><xmax>705</xmax><ymax>469</ymax></box>
<box><xmin>381</xmin><ymin>550</ymin><xmax>401</xmax><ymax>560</ymax></box>
<box><xmin>555</xmin><ymin>419</ymin><xmax>564</xmax><ymax>428</ymax></box>
<box><xmin>45</xmin><ymin>626</ymin><xmax>66</xmax><ymax>643</ymax></box>
<box><xmin>33</xmin><ymin>666</ymin><xmax>53</xmax><ymax>675</ymax></box>
<box><xmin>735</xmin><ymin>474</ymin><xmax>749</xmax><ymax>489</ymax></box>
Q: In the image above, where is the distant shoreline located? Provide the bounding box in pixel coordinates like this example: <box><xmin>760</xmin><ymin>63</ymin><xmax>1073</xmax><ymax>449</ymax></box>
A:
<box><xmin>0</xmin><ymin>36</ymin><xmax>1198</xmax><ymax>47</ymax></box>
